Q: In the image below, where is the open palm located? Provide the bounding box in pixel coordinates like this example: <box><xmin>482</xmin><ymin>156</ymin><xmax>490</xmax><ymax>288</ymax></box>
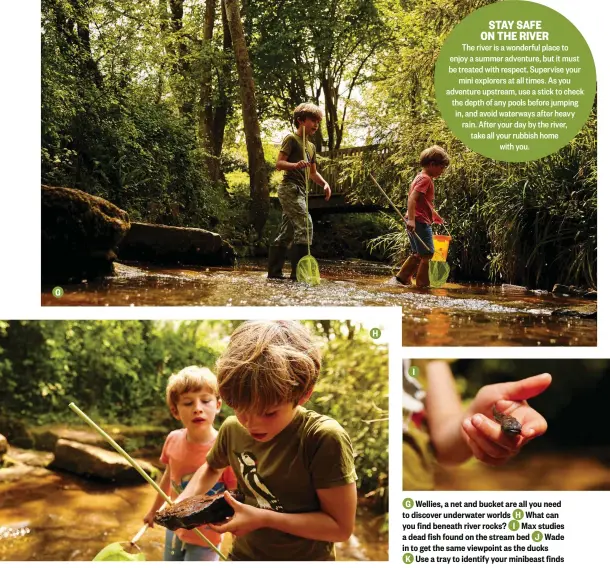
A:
<box><xmin>461</xmin><ymin>373</ymin><xmax>551</xmax><ymax>465</ymax></box>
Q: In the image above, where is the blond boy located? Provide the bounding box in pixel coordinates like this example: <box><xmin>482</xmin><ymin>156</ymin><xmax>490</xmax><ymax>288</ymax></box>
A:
<box><xmin>395</xmin><ymin>145</ymin><xmax>450</xmax><ymax>287</ymax></box>
<box><xmin>144</xmin><ymin>366</ymin><xmax>237</xmax><ymax>561</ymax></box>
<box><xmin>176</xmin><ymin>321</ymin><xmax>357</xmax><ymax>561</ymax></box>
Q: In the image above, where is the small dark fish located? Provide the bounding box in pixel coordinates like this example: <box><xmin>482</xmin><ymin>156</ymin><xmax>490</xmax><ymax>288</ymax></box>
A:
<box><xmin>154</xmin><ymin>491</ymin><xmax>245</xmax><ymax>530</ymax></box>
<box><xmin>492</xmin><ymin>404</ymin><xmax>522</xmax><ymax>436</ymax></box>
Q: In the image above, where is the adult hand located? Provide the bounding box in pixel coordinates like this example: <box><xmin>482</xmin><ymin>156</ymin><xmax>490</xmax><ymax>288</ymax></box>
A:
<box><xmin>324</xmin><ymin>183</ymin><xmax>332</xmax><ymax>201</ymax></box>
<box><xmin>406</xmin><ymin>218</ymin><xmax>416</xmax><ymax>233</ymax></box>
<box><xmin>208</xmin><ymin>491</ymin><xmax>266</xmax><ymax>537</ymax></box>
<box><xmin>461</xmin><ymin>373</ymin><xmax>551</xmax><ymax>466</ymax></box>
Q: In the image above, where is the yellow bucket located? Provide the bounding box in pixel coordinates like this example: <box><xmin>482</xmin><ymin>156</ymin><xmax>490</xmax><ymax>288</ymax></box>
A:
<box><xmin>432</xmin><ymin>235</ymin><xmax>451</xmax><ymax>262</ymax></box>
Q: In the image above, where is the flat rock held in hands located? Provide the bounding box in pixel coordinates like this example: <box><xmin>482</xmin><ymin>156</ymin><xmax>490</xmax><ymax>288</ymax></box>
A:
<box><xmin>154</xmin><ymin>491</ymin><xmax>245</xmax><ymax>530</ymax></box>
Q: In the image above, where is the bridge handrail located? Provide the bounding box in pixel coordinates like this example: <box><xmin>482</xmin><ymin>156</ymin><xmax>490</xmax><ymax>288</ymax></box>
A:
<box><xmin>313</xmin><ymin>144</ymin><xmax>391</xmax><ymax>195</ymax></box>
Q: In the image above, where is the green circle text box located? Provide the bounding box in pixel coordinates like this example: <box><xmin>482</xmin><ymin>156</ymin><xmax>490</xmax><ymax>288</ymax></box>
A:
<box><xmin>435</xmin><ymin>1</ymin><xmax>595</xmax><ymax>162</ymax></box>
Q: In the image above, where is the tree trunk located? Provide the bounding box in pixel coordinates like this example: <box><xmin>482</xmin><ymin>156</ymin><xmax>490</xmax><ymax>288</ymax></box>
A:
<box><xmin>61</xmin><ymin>0</ymin><xmax>102</xmax><ymax>88</ymax></box>
<box><xmin>156</xmin><ymin>0</ymin><xmax>170</xmax><ymax>104</ymax></box>
<box><xmin>169</xmin><ymin>0</ymin><xmax>193</xmax><ymax>115</ymax></box>
<box><xmin>224</xmin><ymin>0</ymin><xmax>269</xmax><ymax>237</ymax></box>
<box><xmin>198</xmin><ymin>0</ymin><xmax>219</xmax><ymax>180</ymax></box>
<box><xmin>198</xmin><ymin>0</ymin><xmax>232</xmax><ymax>183</ymax></box>
<box><xmin>213</xmin><ymin>2</ymin><xmax>233</xmax><ymax>161</ymax></box>
<box><xmin>322</xmin><ymin>74</ymin><xmax>341</xmax><ymax>150</ymax></box>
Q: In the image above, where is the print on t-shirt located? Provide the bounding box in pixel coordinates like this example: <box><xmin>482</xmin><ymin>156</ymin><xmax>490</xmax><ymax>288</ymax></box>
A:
<box><xmin>235</xmin><ymin>451</ymin><xmax>284</xmax><ymax>511</ymax></box>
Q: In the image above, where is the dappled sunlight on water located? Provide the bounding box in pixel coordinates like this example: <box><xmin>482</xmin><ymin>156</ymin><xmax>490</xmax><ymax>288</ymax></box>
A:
<box><xmin>0</xmin><ymin>473</ymin><xmax>165</xmax><ymax>561</ymax></box>
<box><xmin>0</xmin><ymin>471</ymin><xmax>386</xmax><ymax>561</ymax></box>
<box><xmin>41</xmin><ymin>259</ymin><xmax>596</xmax><ymax>346</ymax></box>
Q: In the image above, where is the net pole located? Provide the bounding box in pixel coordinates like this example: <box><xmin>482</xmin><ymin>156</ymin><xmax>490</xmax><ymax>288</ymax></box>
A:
<box><xmin>303</xmin><ymin>129</ymin><xmax>311</xmax><ymax>255</ymax></box>
<box><xmin>68</xmin><ymin>402</ymin><xmax>226</xmax><ymax>560</ymax></box>
<box><xmin>369</xmin><ymin>174</ymin><xmax>432</xmax><ymax>254</ymax></box>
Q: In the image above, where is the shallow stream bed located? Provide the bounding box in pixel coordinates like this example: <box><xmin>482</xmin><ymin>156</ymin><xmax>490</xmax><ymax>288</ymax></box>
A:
<box><xmin>42</xmin><ymin>259</ymin><xmax>596</xmax><ymax>346</ymax></box>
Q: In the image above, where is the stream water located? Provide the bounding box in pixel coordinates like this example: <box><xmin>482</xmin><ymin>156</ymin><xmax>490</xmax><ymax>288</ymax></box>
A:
<box><xmin>0</xmin><ymin>471</ymin><xmax>387</xmax><ymax>561</ymax></box>
<box><xmin>41</xmin><ymin>259</ymin><xmax>596</xmax><ymax>346</ymax></box>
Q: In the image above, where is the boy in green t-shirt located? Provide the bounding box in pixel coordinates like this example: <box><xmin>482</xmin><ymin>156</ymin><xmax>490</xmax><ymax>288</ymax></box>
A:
<box><xmin>267</xmin><ymin>103</ymin><xmax>332</xmax><ymax>280</ymax></box>
<box><xmin>175</xmin><ymin>321</ymin><xmax>357</xmax><ymax>561</ymax></box>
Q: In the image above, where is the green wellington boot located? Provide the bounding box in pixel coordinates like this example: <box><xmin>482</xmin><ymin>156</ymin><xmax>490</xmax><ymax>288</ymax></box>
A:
<box><xmin>267</xmin><ymin>245</ymin><xmax>288</xmax><ymax>279</ymax></box>
<box><xmin>290</xmin><ymin>244</ymin><xmax>310</xmax><ymax>280</ymax></box>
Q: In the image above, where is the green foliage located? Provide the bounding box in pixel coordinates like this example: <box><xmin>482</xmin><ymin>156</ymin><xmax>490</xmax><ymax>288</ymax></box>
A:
<box><xmin>306</xmin><ymin>321</ymin><xmax>389</xmax><ymax>494</ymax></box>
<box><xmin>0</xmin><ymin>321</ymin><xmax>219</xmax><ymax>425</ymax></box>
<box><xmin>41</xmin><ymin>0</ymin><xmax>235</xmax><ymax>230</ymax></box>
<box><xmin>312</xmin><ymin>213</ymin><xmax>396</xmax><ymax>261</ymax></box>
<box><xmin>245</xmin><ymin>0</ymin><xmax>392</xmax><ymax>149</ymax></box>
<box><xmin>360</xmin><ymin>113</ymin><xmax>597</xmax><ymax>288</ymax></box>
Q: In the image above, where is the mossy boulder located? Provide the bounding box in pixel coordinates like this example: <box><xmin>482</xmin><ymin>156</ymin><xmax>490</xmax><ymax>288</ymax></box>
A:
<box><xmin>41</xmin><ymin>185</ymin><xmax>131</xmax><ymax>284</ymax></box>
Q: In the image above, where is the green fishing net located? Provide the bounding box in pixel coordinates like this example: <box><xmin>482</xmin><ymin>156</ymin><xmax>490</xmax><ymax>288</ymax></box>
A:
<box><xmin>297</xmin><ymin>254</ymin><xmax>321</xmax><ymax>286</ymax></box>
<box><xmin>429</xmin><ymin>260</ymin><xmax>450</xmax><ymax>288</ymax></box>
<box><xmin>93</xmin><ymin>542</ymin><xmax>146</xmax><ymax>561</ymax></box>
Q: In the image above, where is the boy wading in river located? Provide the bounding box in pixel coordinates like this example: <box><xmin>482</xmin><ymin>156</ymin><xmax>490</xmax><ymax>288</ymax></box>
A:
<box><xmin>395</xmin><ymin>145</ymin><xmax>450</xmax><ymax>287</ymax></box>
<box><xmin>267</xmin><ymin>103</ymin><xmax>332</xmax><ymax>280</ymax></box>
<box><xmin>176</xmin><ymin>321</ymin><xmax>357</xmax><ymax>561</ymax></box>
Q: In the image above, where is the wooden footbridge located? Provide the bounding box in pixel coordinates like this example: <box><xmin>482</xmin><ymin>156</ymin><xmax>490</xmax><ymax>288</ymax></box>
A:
<box><xmin>271</xmin><ymin>144</ymin><xmax>393</xmax><ymax>214</ymax></box>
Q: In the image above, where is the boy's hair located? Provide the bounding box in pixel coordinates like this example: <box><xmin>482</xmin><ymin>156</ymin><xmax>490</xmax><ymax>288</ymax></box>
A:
<box><xmin>215</xmin><ymin>321</ymin><xmax>322</xmax><ymax>414</ymax></box>
<box><xmin>293</xmin><ymin>103</ymin><xmax>323</xmax><ymax>128</ymax></box>
<box><xmin>420</xmin><ymin>145</ymin><xmax>450</xmax><ymax>167</ymax></box>
<box><xmin>166</xmin><ymin>366</ymin><xmax>219</xmax><ymax>410</ymax></box>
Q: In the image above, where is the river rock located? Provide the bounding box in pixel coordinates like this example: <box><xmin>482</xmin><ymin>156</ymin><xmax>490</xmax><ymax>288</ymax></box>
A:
<box><xmin>501</xmin><ymin>284</ymin><xmax>528</xmax><ymax>292</ymax></box>
<box><xmin>30</xmin><ymin>426</ymin><xmax>115</xmax><ymax>452</ymax></box>
<box><xmin>0</xmin><ymin>462</ymin><xmax>54</xmax><ymax>483</ymax></box>
<box><xmin>7</xmin><ymin>446</ymin><xmax>54</xmax><ymax>468</ymax></box>
<box><xmin>551</xmin><ymin>284</ymin><xmax>596</xmax><ymax>298</ymax></box>
<box><xmin>118</xmin><ymin>222</ymin><xmax>235</xmax><ymax>266</ymax></box>
<box><xmin>154</xmin><ymin>492</ymin><xmax>245</xmax><ymax>530</ymax></box>
<box><xmin>551</xmin><ymin>306</ymin><xmax>597</xmax><ymax>319</ymax></box>
<box><xmin>41</xmin><ymin>185</ymin><xmax>131</xmax><ymax>284</ymax></box>
<box><xmin>51</xmin><ymin>439</ymin><xmax>156</xmax><ymax>483</ymax></box>
<box><xmin>0</xmin><ymin>434</ymin><xmax>7</xmax><ymax>457</ymax></box>
<box><xmin>0</xmin><ymin>447</ymin><xmax>55</xmax><ymax>483</ymax></box>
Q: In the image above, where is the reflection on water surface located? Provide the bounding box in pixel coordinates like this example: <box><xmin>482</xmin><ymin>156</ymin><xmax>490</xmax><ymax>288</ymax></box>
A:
<box><xmin>42</xmin><ymin>259</ymin><xmax>596</xmax><ymax>346</ymax></box>
<box><xmin>0</xmin><ymin>472</ymin><xmax>386</xmax><ymax>561</ymax></box>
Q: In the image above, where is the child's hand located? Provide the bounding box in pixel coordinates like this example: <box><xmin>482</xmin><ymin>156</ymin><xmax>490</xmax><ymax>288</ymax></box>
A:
<box><xmin>294</xmin><ymin>160</ymin><xmax>309</xmax><ymax>170</ymax></box>
<box><xmin>208</xmin><ymin>491</ymin><xmax>266</xmax><ymax>537</ymax></box>
<box><xmin>323</xmin><ymin>183</ymin><xmax>332</xmax><ymax>201</ymax></box>
<box><xmin>406</xmin><ymin>218</ymin><xmax>416</xmax><ymax>232</ymax></box>
<box><xmin>461</xmin><ymin>373</ymin><xmax>551</xmax><ymax>466</ymax></box>
<box><xmin>143</xmin><ymin>509</ymin><xmax>156</xmax><ymax>527</ymax></box>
